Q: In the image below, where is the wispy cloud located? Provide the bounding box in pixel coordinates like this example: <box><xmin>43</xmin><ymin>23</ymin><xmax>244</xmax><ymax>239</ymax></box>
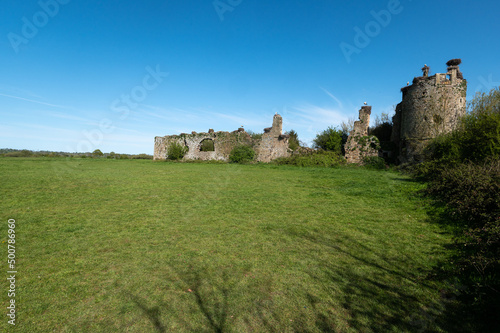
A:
<box><xmin>0</xmin><ymin>86</ymin><xmax>43</xmax><ymax>99</ymax></box>
<box><xmin>290</xmin><ymin>104</ymin><xmax>347</xmax><ymax>126</ymax></box>
<box><xmin>13</xmin><ymin>123</ymin><xmax>77</xmax><ymax>135</ymax></box>
<box><xmin>0</xmin><ymin>93</ymin><xmax>68</xmax><ymax>109</ymax></box>
<box><xmin>48</xmin><ymin>112</ymin><xmax>90</xmax><ymax>123</ymax></box>
<box><xmin>320</xmin><ymin>87</ymin><xmax>343</xmax><ymax>108</ymax></box>
<box><xmin>207</xmin><ymin>111</ymin><xmax>266</xmax><ymax>128</ymax></box>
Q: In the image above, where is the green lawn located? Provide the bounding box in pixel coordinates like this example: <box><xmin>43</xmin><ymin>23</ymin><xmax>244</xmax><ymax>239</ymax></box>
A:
<box><xmin>0</xmin><ymin>158</ymin><xmax>453</xmax><ymax>332</ymax></box>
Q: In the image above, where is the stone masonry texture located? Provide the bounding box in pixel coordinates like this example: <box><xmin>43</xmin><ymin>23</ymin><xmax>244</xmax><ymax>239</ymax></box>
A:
<box><xmin>154</xmin><ymin>114</ymin><xmax>291</xmax><ymax>162</ymax></box>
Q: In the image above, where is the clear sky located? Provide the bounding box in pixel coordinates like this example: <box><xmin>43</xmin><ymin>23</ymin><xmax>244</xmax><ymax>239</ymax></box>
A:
<box><xmin>1</xmin><ymin>0</ymin><xmax>499</xmax><ymax>154</ymax></box>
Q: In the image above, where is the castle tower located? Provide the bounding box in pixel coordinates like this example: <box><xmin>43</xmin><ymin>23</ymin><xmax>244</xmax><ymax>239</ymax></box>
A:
<box><xmin>391</xmin><ymin>59</ymin><xmax>467</xmax><ymax>162</ymax></box>
<box><xmin>345</xmin><ymin>105</ymin><xmax>379</xmax><ymax>164</ymax></box>
<box><xmin>271</xmin><ymin>113</ymin><xmax>283</xmax><ymax>136</ymax></box>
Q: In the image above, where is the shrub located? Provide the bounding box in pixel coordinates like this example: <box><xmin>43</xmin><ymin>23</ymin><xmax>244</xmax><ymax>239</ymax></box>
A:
<box><xmin>4</xmin><ymin>150</ymin><xmax>33</xmax><ymax>157</ymax></box>
<box><xmin>426</xmin><ymin>159</ymin><xmax>499</xmax><ymax>228</ymax></box>
<box><xmin>200</xmin><ymin>139</ymin><xmax>215</xmax><ymax>152</ymax></box>
<box><xmin>428</xmin><ymin>159</ymin><xmax>500</xmax><ymax>326</ymax></box>
<box><xmin>313</xmin><ymin>127</ymin><xmax>343</xmax><ymax>154</ymax></box>
<box><xmin>247</xmin><ymin>130</ymin><xmax>263</xmax><ymax>141</ymax></box>
<box><xmin>425</xmin><ymin>88</ymin><xmax>500</xmax><ymax>166</ymax></box>
<box><xmin>92</xmin><ymin>149</ymin><xmax>104</xmax><ymax>158</ymax></box>
<box><xmin>132</xmin><ymin>154</ymin><xmax>153</xmax><ymax>159</ymax></box>
<box><xmin>369</xmin><ymin>122</ymin><xmax>393</xmax><ymax>142</ymax></box>
<box><xmin>413</xmin><ymin>88</ymin><xmax>500</xmax><ymax>329</ymax></box>
<box><xmin>286</xmin><ymin>129</ymin><xmax>300</xmax><ymax>151</ymax></box>
<box><xmin>167</xmin><ymin>142</ymin><xmax>188</xmax><ymax>160</ymax></box>
<box><xmin>363</xmin><ymin>156</ymin><xmax>386</xmax><ymax>169</ymax></box>
<box><xmin>229</xmin><ymin>145</ymin><xmax>255</xmax><ymax>163</ymax></box>
<box><xmin>273</xmin><ymin>150</ymin><xmax>345</xmax><ymax>167</ymax></box>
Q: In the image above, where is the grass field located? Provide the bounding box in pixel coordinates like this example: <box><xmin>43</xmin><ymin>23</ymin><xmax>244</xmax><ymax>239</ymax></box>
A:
<box><xmin>0</xmin><ymin>158</ymin><xmax>455</xmax><ymax>332</ymax></box>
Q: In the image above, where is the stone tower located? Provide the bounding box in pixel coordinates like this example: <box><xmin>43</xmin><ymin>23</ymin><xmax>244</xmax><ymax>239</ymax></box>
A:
<box><xmin>391</xmin><ymin>59</ymin><xmax>467</xmax><ymax>162</ymax></box>
<box><xmin>345</xmin><ymin>105</ymin><xmax>379</xmax><ymax>164</ymax></box>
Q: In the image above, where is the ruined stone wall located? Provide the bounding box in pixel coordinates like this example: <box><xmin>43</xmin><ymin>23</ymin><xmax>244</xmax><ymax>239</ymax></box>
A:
<box><xmin>154</xmin><ymin>114</ymin><xmax>291</xmax><ymax>162</ymax></box>
<box><xmin>392</xmin><ymin>60</ymin><xmax>467</xmax><ymax>162</ymax></box>
<box><xmin>154</xmin><ymin>130</ymin><xmax>252</xmax><ymax>161</ymax></box>
<box><xmin>345</xmin><ymin>106</ymin><xmax>379</xmax><ymax>164</ymax></box>
<box><xmin>253</xmin><ymin>114</ymin><xmax>290</xmax><ymax>162</ymax></box>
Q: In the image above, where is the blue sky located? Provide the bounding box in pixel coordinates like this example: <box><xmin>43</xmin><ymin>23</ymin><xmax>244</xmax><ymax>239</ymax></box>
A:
<box><xmin>1</xmin><ymin>0</ymin><xmax>499</xmax><ymax>154</ymax></box>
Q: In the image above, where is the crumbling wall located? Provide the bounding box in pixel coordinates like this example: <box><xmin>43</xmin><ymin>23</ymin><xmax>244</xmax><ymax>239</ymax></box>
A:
<box><xmin>392</xmin><ymin>59</ymin><xmax>467</xmax><ymax>162</ymax></box>
<box><xmin>345</xmin><ymin>106</ymin><xmax>379</xmax><ymax>164</ymax></box>
<box><xmin>254</xmin><ymin>114</ymin><xmax>290</xmax><ymax>162</ymax></box>
<box><xmin>154</xmin><ymin>114</ymin><xmax>291</xmax><ymax>162</ymax></box>
<box><xmin>154</xmin><ymin>130</ymin><xmax>252</xmax><ymax>161</ymax></box>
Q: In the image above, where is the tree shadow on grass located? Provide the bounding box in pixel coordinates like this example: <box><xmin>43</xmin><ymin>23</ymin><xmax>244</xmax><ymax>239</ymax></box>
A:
<box><xmin>284</xmin><ymin>228</ymin><xmax>449</xmax><ymax>332</ymax></box>
<box><xmin>176</xmin><ymin>268</ymin><xmax>232</xmax><ymax>333</ymax></box>
<box><xmin>420</xmin><ymin>198</ymin><xmax>500</xmax><ymax>332</ymax></box>
<box><xmin>123</xmin><ymin>262</ymin><xmax>262</xmax><ymax>332</ymax></box>
<box><xmin>128</xmin><ymin>294</ymin><xmax>167</xmax><ymax>333</ymax></box>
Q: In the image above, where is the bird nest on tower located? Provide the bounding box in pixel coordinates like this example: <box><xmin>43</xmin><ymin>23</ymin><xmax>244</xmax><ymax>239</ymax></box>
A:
<box><xmin>446</xmin><ymin>58</ymin><xmax>462</xmax><ymax>67</ymax></box>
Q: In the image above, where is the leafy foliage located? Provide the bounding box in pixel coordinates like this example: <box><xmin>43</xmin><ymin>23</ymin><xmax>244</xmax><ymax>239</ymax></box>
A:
<box><xmin>273</xmin><ymin>150</ymin><xmax>345</xmax><ymax>167</ymax></box>
<box><xmin>286</xmin><ymin>129</ymin><xmax>300</xmax><ymax>151</ymax></box>
<box><xmin>92</xmin><ymin>149</ymin><xmax>104</xmax><ymax>158</ymax></box>
<box><xmin>369</xmin><ymin>113</ymin><xmax>393</xmax><ymax>143</ymax></box>
<box><xmin>247</xmin><ymin>130</ymin><xmax>263</xmax><ymax>141</ymax></box>
<box><xmin>425</xmin><ymin>88</ymin><xmax>500</xmax><ymax>167</ymax></box>
<box><xmin>229</xmin><ymin>145</ymin><xmax>255</xmax><ymax>163</ymax></box>
<box><xmin>3</xmin><ymin>149</ymin><xmax>34</xmax><ymax>157</ymax></box>
<box><xmin>363</xmin><ymin>156</ymin><xmax>386</xmax><ymax>169</ymax></box>
<box><xmin>200</xmin><ymin>139</ymin><xmax>215</xmax><ymax>152</ymax></box>
<box><xmin>340</xmin><ymin>117</ymin><xmax>355</xmax><ymax>137</ymax></box>
<box><xmin>167</xmin><ymin>142</ymin><xmax>188</xmax><ymax>160</ymax></box>
<box><xmin>412</xmin><ymin>87</ymin><xmax>500</xmax><ymax>330</ymax></box>
<box><xmin>313</xmin><ymin>127</ymin><xmax>343</xmax><ymax>154</ymax></box>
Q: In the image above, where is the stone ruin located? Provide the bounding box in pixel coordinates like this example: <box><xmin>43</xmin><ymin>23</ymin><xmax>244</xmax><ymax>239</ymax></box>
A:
<box><xmin>346</xmin><ymin>58</ymin><xmax>467</xmax><ymax>164</ymax></box>
<box><xmin>154</xmin><ymin>58</ymin><xmax>467</xmax><ymax>165</ymax></box>
<box><xmin>154</xmin><ymin>114</ymin><xmax>291</xmax><ymax>162</ymax></box>
<box><xmin>391</xmin><ymin>59</ymin><xmax>467</xmax><ymax>162</ymax></box>
<box><xmin>344</xmin><ymin>106</ymin><xmax>379</xmax><ymax>164</ymax></box>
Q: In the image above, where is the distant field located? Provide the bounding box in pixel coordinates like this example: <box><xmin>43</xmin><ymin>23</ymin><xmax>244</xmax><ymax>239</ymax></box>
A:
<box><xmin>0</xmin><ymin>158</ymin><xmax>453</xmax><ymax>332</ymax></box>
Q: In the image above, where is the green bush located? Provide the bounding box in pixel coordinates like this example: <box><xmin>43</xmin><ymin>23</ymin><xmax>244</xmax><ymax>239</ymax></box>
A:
<box><xmin>313</xmin><ymin>127</ymin><xmax>343</xmax><ymax>154</ymax></box>
<box><xmin>273</xmin><ymin>150</ymin><xmax>345</xmax><ymax>167</ymax></box>
<box><xmin>167</xmin><ymin>142</ymin><xmax>188</xmax><ymax>160</ymax></box>
<box><xmin>247</xmin><ymin>130</ymin><xmax>263</xmax><ymax>141</ymax></box>
<box><xmin>424</xmin><ymin>88</ymin><xmax>500</xmax><ymax>166</ymax></box>
<box><xmin>4</xmin><ymin>150</ymin><xmax>33</xmax><ymax>157</ymax></box>
<box><xmin>229</xmin><ymin>145</ymin><xmax>255</xmax><ymax>163</ymax></box>
<box><xmin>92</xmin><ymin>149</ymin><xmax>104</xmax><ymax>158</ymax></box>
<box><xmin>426</xmin><ymin>159</ymin><xmax>500</xmax><ymax>326</ymax></box>
<box><xmin>413</xmin><ymin>88</ymin><xmax>500</xmax><ymax>330</ymax></box>
<box><xmin>369</xmin><ymin>112</ymin><xmax>393</xmax><ymax>143</ymax></box>
<box><xmin>132</xmin><ymin>154</ymin><xmax>153</xmax><ymax>160</ymax></box>
<box><xmin>200</xmin><ymin>139</ymin><xmax>215</xmax><ymax>152</ymax></box>
<box><xmin>287</xmin><ymin>129</ymin><xmax>300</xmax><ymax>151</ymax></box>
<box><xmin>363</xmin><ymin>156</ymin><xmax>386</xmax><ymax>169</ymax></box>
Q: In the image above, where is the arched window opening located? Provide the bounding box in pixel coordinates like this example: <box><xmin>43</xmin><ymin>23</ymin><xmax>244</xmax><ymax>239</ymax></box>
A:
<box><xmin>200</xmin><ymin>139</ymin><xmax>215</xmax><ymax>152</ymax></box>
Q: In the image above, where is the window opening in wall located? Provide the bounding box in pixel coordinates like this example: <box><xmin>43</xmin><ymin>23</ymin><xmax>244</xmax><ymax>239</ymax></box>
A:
<box><xmin>200</xmin><ymin>139</ymin><xmax>215</xmax><ymax>152</ymax></box>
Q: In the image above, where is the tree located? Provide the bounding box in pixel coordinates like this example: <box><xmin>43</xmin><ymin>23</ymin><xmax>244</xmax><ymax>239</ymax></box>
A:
<box><xmin>229</xmin><ymin>145</ymin><xmax>255</xmax><ymax>163</ymax></box>
<box><xmin>167</xmin><ymin>142</ymin><xmax>188</xmax><ymax>160</ymax></box>
<box><xmin>286</xmin><ymin>129</ymin><xmax>300</xmax><ymax>150</ymax></box>
<box><xmin>369</xmin><ymin>113</ymin><xmax>393</xmax><ymax>142</ymax></box>
<box><xmin>340</xmin><ymin>117</ymin><xmax>356</xmax><ymax>137</ymax></box>
<box><xmin>92</xmin><ymin>149</ymin><xmax>104</xmax><ymax>158</ymax></box>
<box><xmin>424</xmin><ymin>87</ymin><xmax>500</xmax><ymax>165</ymax></box>
<box><xmin>313</xmin><ymin>127</ymin><xmax>343</xmax><ymax>154</ymax></box>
